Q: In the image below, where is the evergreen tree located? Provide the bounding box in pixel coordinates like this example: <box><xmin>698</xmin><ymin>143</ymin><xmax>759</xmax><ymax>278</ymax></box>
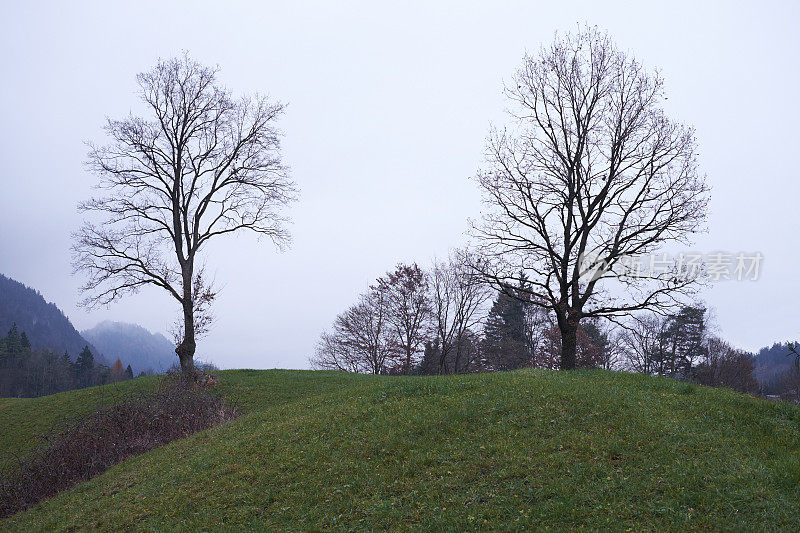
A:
<box><xmin>416</xmin><ymin>340</ymin><xmax>441</xmax><ymax>375</ymax></box>
<box><xmin>0</xmin><ymin>332</ymin><xmax>8</xmax><ymax>366</ymax></box>
<box><xmin>483</xmin><ymin>278</ymin><xmax>531</xmax><ymax>371</ymax></box>
<box><xmin>75</xmin><ymin>346</ymin><xmax>95</xmax><ymax>387</ymax></box>
<box><xmin>658</xmin><ymin>306</ymin><xmax>707</xmax><ymax>377</ymax></box>
<box><xmin>0</xmin><ymin>328</ymin><xmax>83</xmax><ymax>396</ymax></box>
<box><xmin>19</xmin><ymin>331</ymin><xmax>31</xmax><ymax>351</ymax></box>
<box><xmin>6</xmin><ymin>323</ymin><xmax>20</xmax><ymax>354</ymax></box>
<box><xmin>125</xmin><ymin>364</ymin><xmax>134</xmax><ymax>380</ymax></box>
<box><xmin>582</xmin><ymin>319</ymin><xmax>612</xmax><ymax>368</ymax></box>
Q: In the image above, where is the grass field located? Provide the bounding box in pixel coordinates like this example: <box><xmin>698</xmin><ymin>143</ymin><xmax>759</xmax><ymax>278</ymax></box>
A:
<box><xmin>1</xmin><ymin>368</ymin><xmax>799</xmax><ymax>531</ymax></box>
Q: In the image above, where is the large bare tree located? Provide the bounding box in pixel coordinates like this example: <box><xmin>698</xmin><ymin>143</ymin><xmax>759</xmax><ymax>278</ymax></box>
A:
<box><xmin>472</xmin><ymin>28</ymin><xmax>709</xmax><ymax>370</ymax></box>
<box><xmin>73</xmin><ymin>55</ymin><xmax>297</xmax><ymax>375</ymax></box>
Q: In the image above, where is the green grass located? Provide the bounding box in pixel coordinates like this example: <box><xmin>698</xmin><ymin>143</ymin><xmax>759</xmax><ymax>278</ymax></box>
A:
<box><xmin>1</xmin><ymin>369</ymin><xmax>799</xmax><ymax>531</ymax></box>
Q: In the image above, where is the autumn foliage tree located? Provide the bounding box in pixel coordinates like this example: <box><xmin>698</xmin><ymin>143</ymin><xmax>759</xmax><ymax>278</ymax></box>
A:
<box><xmin>109</xmin><ymin>358</ymin><xmax>125</xmax><ymax>383</ymax></box>
<box><xmin>73</xmin><ymin>54</ymin><xmax>296</xmax><ymax>375</ymax></box>
<box><xmin>694</xmin><ymin>337</ymin><xmax>759</xmax><ymax>394</ymax></box>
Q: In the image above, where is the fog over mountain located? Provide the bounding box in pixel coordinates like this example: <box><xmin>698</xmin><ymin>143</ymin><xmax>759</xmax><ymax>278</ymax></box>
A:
<box><xmin>81</xmin><ymin>321</ymin><xmax>176</xmax><ymax>374</ymax></box>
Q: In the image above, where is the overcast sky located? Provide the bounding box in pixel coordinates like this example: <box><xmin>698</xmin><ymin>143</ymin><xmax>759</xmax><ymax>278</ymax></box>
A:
<box><xmin>1</xmin><ymin>1</ymin><xmax>798</xmax><ymax>368</ymax></box>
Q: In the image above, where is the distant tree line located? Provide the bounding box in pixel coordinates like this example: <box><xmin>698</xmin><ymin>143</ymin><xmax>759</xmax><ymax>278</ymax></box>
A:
<box><xmin>312</xmin><ymin>260</ymin><xmax>786</xmax><ymax>398</ymax></box>
<box><xmin>0</xmin><ymin>324</ymin><xmax>135</xmax><ymax>397</ymax></box>
<box><xmin>313</xmin><ymin>254</ymin><xmax>619</xmax><ymax>376</ymax></box>
<box><xmin>755</xmin><ymin>342</ymin><xmax>800</xmax><ymax>401</ymax></box>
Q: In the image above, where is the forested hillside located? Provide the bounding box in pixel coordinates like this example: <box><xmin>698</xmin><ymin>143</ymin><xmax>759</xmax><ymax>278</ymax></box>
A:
<box><xmin>0</xmin><ymin>274</ymin><xmax>101</xmax><ymax>363</ymax></box>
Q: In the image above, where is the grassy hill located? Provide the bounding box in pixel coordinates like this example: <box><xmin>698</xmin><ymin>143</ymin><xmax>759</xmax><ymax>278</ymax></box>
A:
<box><xmin>1</xmin><ymin>369</ymin><xmax>799</xmax><ymax>531</ymax></box>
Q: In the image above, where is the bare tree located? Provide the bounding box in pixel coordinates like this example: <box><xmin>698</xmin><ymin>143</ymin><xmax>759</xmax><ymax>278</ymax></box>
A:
<box><xmin>312</xmin><ymin>287</ymin><xmax>392</xmax><ymax>374</ymax></box>
<box><xmin>73</xmin><ymin>54</ymin><xmax>297</xmax><ymax>375</ymax></box>
<box><xmin>377</xmin><ymin>263</ymin><xmax>431</xmax><ymax>374</ymax></box>
<box><xmin>430</xmin><ymin>251</ymin><xmax>491</xmax><ymax>374</ymax></box>
<box><xmin>776</xmin><ymin>366</ymin><xmax>800</xmax><ymax>402</ymax></box>
<box><xmin>694</xmin><ymin>337</ymin><xmax>759</xmax><ymax>394</ymax></box>
<box><xmin>472</xmin><ymin>27</ymin><xmax>709</xmax><ymax>370</ymax></box>
<box><xmin>598</xmin><ymin>325</ymin><xmax>625</xmax><ymax>370</ymax></box>
<box><xmin>619</xmin><ymin>314</ymin><xmax>665</xmax><ymax>374</ymax></box>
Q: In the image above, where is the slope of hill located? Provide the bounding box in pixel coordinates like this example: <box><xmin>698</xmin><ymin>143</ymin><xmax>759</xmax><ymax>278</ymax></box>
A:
<box><xmin>81</xmin><ymin>321</ymin><xmax>176</xmax><ymax>374</ymax></box>
<box><xmin>0</xmin><ymin>274</ymin><xmax>101</xmax><ymax>362</ymax></box>
<box><xmin>1</xmin><ymin>369</ymin><xmax>798</xmax><ymax>530</ymax></box>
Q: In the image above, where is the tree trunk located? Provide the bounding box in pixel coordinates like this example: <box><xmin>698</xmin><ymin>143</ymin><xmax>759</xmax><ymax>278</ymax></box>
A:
<box><xmin>438</xmin><ymin>346</ymin><xmax>448</xmax><ymax>375</ymax></box>
<box><xmin>175</xmin><ymin>268</ymin><xmax>196</xmax><ymax>376</ymax></box>
<box><xmin>559</xmin><ymin>315</ymin><xmax>579</xmax><ymax>370</ymax></box>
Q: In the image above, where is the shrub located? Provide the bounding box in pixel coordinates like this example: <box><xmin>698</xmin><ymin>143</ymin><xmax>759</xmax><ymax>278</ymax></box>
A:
<box><xmin>0</xmin><ymin>377</ymin><xmax>238</xmax><ymax>518</ymax></box>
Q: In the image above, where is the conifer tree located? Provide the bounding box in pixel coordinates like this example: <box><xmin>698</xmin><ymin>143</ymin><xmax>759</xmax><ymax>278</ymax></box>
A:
<box><xmin>483</xmin><ymin>278</ymin><xmax>534</xmax><ymax>371</ymax></box>
<box><xmin>75</xmin><ymin>346</ymin><xmax>95</xmax><ymax>387</ymax></box>
<box><xmin>19</xmin><ymin>331</ymin><xmax>31</xmax><ymax>352</ymax></box>
<box><xmin>6</xmin><ymin>324</ymin><xmax>20</xmax><ymax>354</ymax></box>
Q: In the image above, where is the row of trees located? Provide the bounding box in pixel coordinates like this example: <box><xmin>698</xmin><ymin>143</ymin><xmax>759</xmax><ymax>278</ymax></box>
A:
<box><xmin>313</xmin><ymin>268</ymin><xmax>766</xmax><ymax>396</ymax></box>
<box><xmin>312</xmin><ymin>254</ymin><xmax>487</xmax><ymax>375</ymax></box>
<box><xmin>312</xmin><ymin>255</ymin><xmax>612</xmax><ymax>375</ymax></box>
<box><xmin>619</xmin><ymin>306</ymin><xmax>760</xmax><ymax>393</ymax></box>
<box><xmin>0</xmin><ymin>325</ymin><xmax>134</xmax><ymax>397</ymax></box>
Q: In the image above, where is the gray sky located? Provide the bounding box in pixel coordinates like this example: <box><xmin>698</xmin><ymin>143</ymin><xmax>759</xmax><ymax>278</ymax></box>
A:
<box><xmin>1</xmin><ymin>1</ymin><xmax>798</xmax><ymax>368</ymax></box>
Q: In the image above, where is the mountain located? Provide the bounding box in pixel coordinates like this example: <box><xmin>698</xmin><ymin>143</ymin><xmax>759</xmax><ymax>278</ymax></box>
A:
<box><xmin>81</xmin><ymin>321</ymin><xmax>176</xmax><ymax>374</ymax></box>
<box><xmin>0</xmin><ymin>274</ymin><xmax>101</xmax><ymax>362</ymax></box>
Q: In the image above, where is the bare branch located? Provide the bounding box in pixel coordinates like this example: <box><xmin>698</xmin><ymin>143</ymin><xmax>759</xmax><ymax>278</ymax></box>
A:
<box><xmin>73</xmin><ymin>54</ymin><xmax>297</xmax><ymax>373</ymax></box>
<box><xmin>470</xmin><ymin>27</ymin><xmax>709</xmax><ymax>369</ymax></box>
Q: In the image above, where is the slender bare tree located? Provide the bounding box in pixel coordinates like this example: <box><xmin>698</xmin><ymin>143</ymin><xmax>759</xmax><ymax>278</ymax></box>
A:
<box><xmin>73</xmin><ymin>54</ymin><xmax>297</xmax><ymax>375</ymax></box>
<box><xmin>472</xmin><ymin>27</ymin><xmax>709</xmax><ymax>370</ymax></box>
<box><xmin>619</xmin><ymin>313</ymin><xmax>667</xmax><ymax>375</ymax></box>
<box><xmin>430</xmin><ymin>251</ymin><xmax>491</xmax><ymax>374</ymax></box>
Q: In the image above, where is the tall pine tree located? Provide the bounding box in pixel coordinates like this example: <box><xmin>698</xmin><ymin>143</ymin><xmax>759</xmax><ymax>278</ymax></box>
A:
<box><xmin>75</xmin><ymin>346</ymin><xmax>95</xmax><ymax>387</ymax></box>
<box><xmin>483</xmin><ymin>277</ymin><xmax>533</xmax><ymax>370</ymax></box>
